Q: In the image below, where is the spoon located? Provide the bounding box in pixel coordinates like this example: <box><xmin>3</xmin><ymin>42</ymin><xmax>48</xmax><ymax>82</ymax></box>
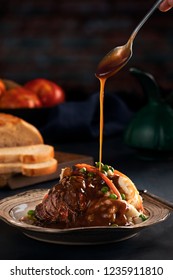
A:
<box><xmin>95</xmin><ymin>0</ymin><xmax>163</xmax><ymax>79</ymax></box>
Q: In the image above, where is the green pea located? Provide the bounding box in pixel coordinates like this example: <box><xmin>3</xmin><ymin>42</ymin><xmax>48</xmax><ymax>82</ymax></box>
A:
<box><xmin>109</xmin><ymin>166</ymin><xmax>114</xmax><ymax>172</ymax></box>
<box><xmin>95</xmin><ymin>162</ymin><xmax>103</xmax><ymax>168</ymax></box>
<box><xmin>121</xmin><ymin>193</ymin><xmax>126</xmax><ymax>200</ymax></box>
<box><xmin>101</xmin><ymin>170</ymin><xmax>107</xmax><ymax>176</ymax></box>
<box><xmin>101</xmin><ymin>186</ymin><xmax>109</xmax><ymax>193</ymax></box>
<box><xmin>27</xmin><ymin>210</ymin><xmax>35</xmax><ymax>217</ymax></box>
<box><xmin>102</xmin><ymin>164</ymin><xmax>109</xmax><ymax>172</ymax></box>
<box><xmin>109</xmin><ymin>194</ymin><xmax>118</xmax><ymax>199</ymax></box>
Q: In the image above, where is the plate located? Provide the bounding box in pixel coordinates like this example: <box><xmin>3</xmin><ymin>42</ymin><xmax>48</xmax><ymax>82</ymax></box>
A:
<box><xmin>0</xmin><ymin>189</ymin><xmax>172</xmax><ymax>245</ymax></box>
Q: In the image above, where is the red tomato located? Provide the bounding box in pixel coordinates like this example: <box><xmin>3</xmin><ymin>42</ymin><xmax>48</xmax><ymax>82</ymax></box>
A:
<box><xmin>0</xmin><ymin>80</ymin><xmax>6</xmax><ymax>98</ymax></box>
<box><xmin>0</xmin><ymin>87</ymin><xmax>41</xmax><ymax>108</ymax></box>
<box><xmin>24</xmin><ymin>78</ymin><xmax>65</xmax><ymax>107</ymax></box>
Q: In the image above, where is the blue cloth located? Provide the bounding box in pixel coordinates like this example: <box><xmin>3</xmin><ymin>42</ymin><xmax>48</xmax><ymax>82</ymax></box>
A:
<box><xmin>40</xmin><ymin>92</ymin><xmax>133</xmax><ymax>144</ymax></box>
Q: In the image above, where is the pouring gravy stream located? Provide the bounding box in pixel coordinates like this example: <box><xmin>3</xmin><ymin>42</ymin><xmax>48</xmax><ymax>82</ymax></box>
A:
<box><xmin>95</xmin><ymin>0</ymin><xmax>164</xmax><ymax>168</ymax></box>
<box><xmin>95</xmin><ymin>43</ymin><xmax>131</xmax><ymax>169</ymax></box>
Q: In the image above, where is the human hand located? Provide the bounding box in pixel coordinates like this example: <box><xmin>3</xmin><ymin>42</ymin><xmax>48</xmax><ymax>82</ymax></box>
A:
<box><xmin>159</xmin><ymin>0</ymin><xmax>173</xmax><ymax>11</ymax></box>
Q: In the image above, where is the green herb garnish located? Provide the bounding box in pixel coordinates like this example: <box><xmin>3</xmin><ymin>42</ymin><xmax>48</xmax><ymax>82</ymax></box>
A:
<box><xmin>139</xmin><ymin>214</ymin><xmax>148</xmax><ymax>221</ymax></box>
<box><xmin>79</xmin><ymin>167</ymin><xmax>86</xmax><ymax>173</ymax></box>
<box><xmin>87</xmin><ymin>172</ymin><xmax>94</xmax><ymax>177</ymax></box>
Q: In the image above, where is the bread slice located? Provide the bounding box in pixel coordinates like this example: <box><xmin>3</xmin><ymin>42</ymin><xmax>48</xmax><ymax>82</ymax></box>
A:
<box><xmin>0</xmin><ymin>158</ymin><xmax>58</xmax><ymax>176</ymax></box>
<box><xmin>0</xmin><ymin>144</ymin><xmax>55</xmax><ymax>164</ymax></box>
<box><xmin>0</xmin><ymin>113</ymin><xmax>43</xmax><ymax>147</ymax></box>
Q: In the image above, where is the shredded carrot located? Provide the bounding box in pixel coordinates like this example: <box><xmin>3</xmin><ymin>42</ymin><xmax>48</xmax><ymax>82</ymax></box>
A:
<box><xmin>43</xmin><ymin>193</ymin><xmax>49</xmax><ymax>200</ymax></box>
<box><xmin>75</xmin><ymin>163</ymin><xmax>122</xmax><ymax>199</ymax></box>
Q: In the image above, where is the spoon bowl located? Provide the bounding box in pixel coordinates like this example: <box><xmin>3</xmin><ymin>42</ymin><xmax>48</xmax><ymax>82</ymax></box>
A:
<box><xmin>96</xmin><ymin>39</ymin><xmax>133</xmax><ymax>79</ymax></box>
<box><xmin>96</xmin><ymin>0</ymin><xmax>163</xmax><ymax>79</ymax></box>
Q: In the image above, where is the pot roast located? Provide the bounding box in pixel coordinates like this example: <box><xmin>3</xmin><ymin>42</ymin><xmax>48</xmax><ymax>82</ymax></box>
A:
<box><xmin>30</xmin><ymin>163</ymin><xmax>146</xmax><ymax>228</ymax></box>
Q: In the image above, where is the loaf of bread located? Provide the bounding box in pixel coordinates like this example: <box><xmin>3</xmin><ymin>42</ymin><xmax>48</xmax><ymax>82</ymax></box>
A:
<box><xmin>0</xmin><ymin>113</ymin><xmax>43</xmax><ymax>147</ymax></box>
<box><xmin>0</xmin><ymin>113</ymin><xmax>58</xmax><ymax>187</ymax></box>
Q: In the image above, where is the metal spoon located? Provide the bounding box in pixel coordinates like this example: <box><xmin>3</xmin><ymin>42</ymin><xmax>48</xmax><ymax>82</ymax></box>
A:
<box><xmin>95</xmin><ymin>0</ymin><xmax>163</xmax><ymax>79</ymax></box>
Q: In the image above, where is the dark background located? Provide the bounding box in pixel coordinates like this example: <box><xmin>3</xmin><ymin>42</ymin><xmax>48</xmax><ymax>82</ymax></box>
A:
<box><xmin>0</xmin><ymin>0</ymin><xmax>172</xmax><ymax>101</ymax></box>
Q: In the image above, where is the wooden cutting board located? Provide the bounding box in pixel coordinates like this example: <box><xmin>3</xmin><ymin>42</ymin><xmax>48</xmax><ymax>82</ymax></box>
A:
<box><xmin>8</xmin><ymin>151</ymin><xmax>94</xmax><ymax>189</ymax></box>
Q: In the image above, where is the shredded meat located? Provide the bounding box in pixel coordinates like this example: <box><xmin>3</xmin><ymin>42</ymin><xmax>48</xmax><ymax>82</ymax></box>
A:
<box><xmin>34</xmin><ymin>166</ymin><xmax>130</xmax><ymax>228</ymax></box>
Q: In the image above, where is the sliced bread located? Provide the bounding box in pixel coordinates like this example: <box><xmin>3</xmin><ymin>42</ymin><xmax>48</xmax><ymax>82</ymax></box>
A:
<box><xmin>0</xmin><ymin>113</ymin><xmax>43</xmax><ymax>147</ymax></box>
<box><xmin>0</xmin><ymin>158</ymin><xmax>58</xmax><ymax>176</ymax></box>
<box><xmin>0</xmin><ymin>144</ymin><xmax>55</xmax><ymax>163</ymax></box>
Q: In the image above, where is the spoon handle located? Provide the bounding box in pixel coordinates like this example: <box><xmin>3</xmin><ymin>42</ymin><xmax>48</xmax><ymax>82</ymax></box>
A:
<box><xmin>131</xmin><ymin>0</ymin><xmax>164</xmax><ymax>41</ymax></box>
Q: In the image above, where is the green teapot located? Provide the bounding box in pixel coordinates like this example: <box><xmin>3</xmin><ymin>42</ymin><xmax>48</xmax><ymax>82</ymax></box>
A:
<box><xmin>124</xmin><ymin>68</ymin><xmax>173</xmax><ymax>157</ymax></box>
